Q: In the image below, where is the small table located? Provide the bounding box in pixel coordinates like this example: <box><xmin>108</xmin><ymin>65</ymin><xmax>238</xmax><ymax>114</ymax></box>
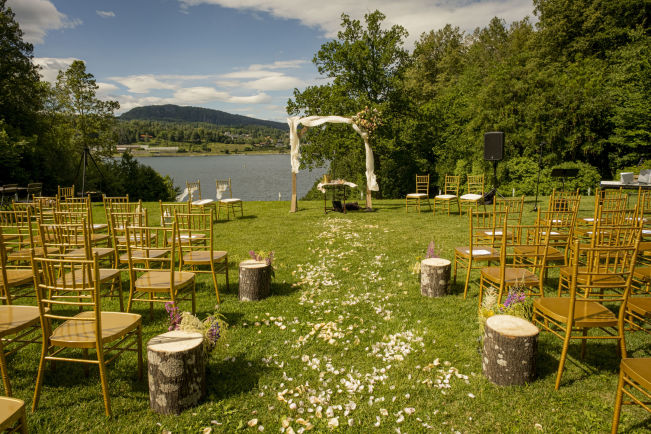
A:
<box><xmin>317</xmin><ymin>181</ymin><xmax>357</xmax><ymax>214</ymax></box>
<box><xmin>0</xmin><ymin>187</ymin><xmax>27</xmax><ymax>209</ymax></box>
<box><xmin>600</xmin><ymin>181</ymin><xmax>651</xmax><ymax>191</ymax></box>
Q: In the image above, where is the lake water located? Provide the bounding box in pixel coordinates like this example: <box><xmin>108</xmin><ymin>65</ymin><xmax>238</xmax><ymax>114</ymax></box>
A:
<box><xmin>135</xmin><ymin>154</ymin><xmax>327</xmax><ymax>201</ymax></box>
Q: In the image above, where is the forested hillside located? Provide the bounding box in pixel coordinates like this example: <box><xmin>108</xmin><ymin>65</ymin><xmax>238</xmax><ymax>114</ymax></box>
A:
<box><xmin>120</xmin><ymin>104</ymin><xmax>287</xmax><ymax>130</ymax></box>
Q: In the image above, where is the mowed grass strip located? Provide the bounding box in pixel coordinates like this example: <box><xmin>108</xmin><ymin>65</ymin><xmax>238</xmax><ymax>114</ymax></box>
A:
<box><xmin>8</xmin><ymin>196</ymin><xmax>650</xmax><ymax>432</ymax></box>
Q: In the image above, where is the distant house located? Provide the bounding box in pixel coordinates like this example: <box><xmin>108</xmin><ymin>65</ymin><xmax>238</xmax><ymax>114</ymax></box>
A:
<box><xmin>149</xmin><ymin>147</ymin><xmax>179</xmax><ymax>153</ymax></box>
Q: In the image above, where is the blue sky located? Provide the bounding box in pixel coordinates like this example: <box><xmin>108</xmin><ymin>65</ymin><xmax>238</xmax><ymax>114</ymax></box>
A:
<box><xmin>11</xmin><ymin>0</ymin><xmax>534</xmax><ymax>122</ymax></box>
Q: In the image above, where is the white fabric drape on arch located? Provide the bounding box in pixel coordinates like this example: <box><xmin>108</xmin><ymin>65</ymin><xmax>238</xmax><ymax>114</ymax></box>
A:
<box><xmin>287</xmin><ymin>115</ymin><xmax>379</xmax><ymax>192</ymax></box>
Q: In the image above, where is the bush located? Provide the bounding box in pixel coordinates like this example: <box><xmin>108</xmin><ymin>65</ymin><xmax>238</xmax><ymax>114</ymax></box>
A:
<box><xmin>101</xmin><ymin>153</ymin><xmax>178</xmax><ymax>201</ymax></box>
<box><xmin>499</xmin><ymin>157</ymin><xmax>601</xmax><ymax>196</ymax></box>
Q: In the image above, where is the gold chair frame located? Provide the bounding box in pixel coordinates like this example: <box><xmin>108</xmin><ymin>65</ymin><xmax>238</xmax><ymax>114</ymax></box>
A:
<box><xmin>405</xmin><ymin>174</ymin><xmax>431</xmax><ymax>213</ymax></box>
<box><xmin>432</xmin><ymin>175</ymin><xmax>459</xmax><ymax>216</ymax></box>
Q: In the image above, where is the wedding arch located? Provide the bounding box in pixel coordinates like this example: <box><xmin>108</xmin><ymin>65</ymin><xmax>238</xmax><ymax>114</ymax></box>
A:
<box><xmin>287</xmin><ymin>115</ymin><xmax>379</xmax><ymax>212</ymax></box>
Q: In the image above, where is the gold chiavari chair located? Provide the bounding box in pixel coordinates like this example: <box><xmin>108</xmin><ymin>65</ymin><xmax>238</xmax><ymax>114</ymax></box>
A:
<box><xmin>158</xmin><ymin>200</ymin><xmax>190</xmax><ymax>228</ymax></box>
<box><xmin>56</xmin><ymin>185</ymin><xmax>74</xmax><ymax>201</ymax></box>
<box><xmin>30</xmin><ymin>254</ymin><xmax>142</xmax><ymax>416</ymax></box>
<box><xmin>176</xmin><ymin>209</ymin><xmax>228</xmax><ymax>303</ymax></box>
<box><xmin>532</xmin><ymin>234</ymin><xmax>641</xmax><ymax>390</ymax></box>
<box><xmin>124</xmin><ymin>221</ymin><xmax>195</xmax><ymax>316</ymax></box>
<box><xmin>405</xmin><ymin>174</ymin><xmax>431</xmax><ymax>213</ymax></box>
<box><xmin>216</xmin><ymin>178</ymin><xmax>243</xmax><ymax>220</ymax></box>
<box><xmin>0</xmin><ymin>227</ymin><xmax>42</xmax><ymax>397</ymax></box>
<box><xmin>478</xmin><ymin>211</ymin><xmax>552</xmax><ymax>307</ymax></box>
<box><xmin>453</xmin><ymin>208</ymin><xmax>501</xmax><ymax>299</ymax></box>
<box><xmin>0</xmin><ymin>396</ymin><xmax>28</xmax><ymax>432</ymax></box>
<box><xmin>459</xmin><ymin>174</ymin><xmax>485</xmax><ymax>216</ymax></box>
<box><xmin>433</xmin><ymin>174</ymin><xmax>460</xmax><ymax>216</ymax></box>
<box><xmin>109</xmin><ymin>211</ymin><xmax>167</xmax><ymax>268</ymax></box>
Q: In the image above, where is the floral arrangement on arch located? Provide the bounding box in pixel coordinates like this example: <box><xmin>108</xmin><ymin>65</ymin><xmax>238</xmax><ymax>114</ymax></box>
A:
<box><xmin>166</xmin><ymin>302</ymin><xmax>228</xmax><ymax>355</ymax></box>
<box><xmin>411</xmin><ymin>240</ymin><xmax>439</xmax><ymax>274</ymax></box>
<box><xmin>478</xmin><ymin>285</ymin><xmax>532</xmax><ymax>337</ymax></box>
<box><xmin>352</xmin><ymin>106</ymin><xmax>382</xmax><ymax>136</ymax></box>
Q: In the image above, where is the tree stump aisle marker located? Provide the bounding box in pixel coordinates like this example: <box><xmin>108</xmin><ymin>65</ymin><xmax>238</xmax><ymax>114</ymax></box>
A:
<box><xmin>148</xmin><ymin>330</ymin><xmax>205</xmax><ymax>415</ymax></box>
<box><xmin>239</xmin><ymin>259</ymin><xmax>271</xmax><ymax>301</ymax></box>
<box><xmin>482</xmin><ymin>315</ymin><xmax>539</xmax><ymax>386</ymax></box>
<box><xmin>420</xmin><ymin>258</ymin><xmax>451</xmax><ymax>297</ymax></box>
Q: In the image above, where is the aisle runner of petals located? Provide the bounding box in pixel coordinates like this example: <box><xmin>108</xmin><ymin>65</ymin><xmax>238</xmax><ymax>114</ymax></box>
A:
<box><xmin>224</xmin><ymin>217</ymin><xmax>471</xmax><ymax>433</ymax></box>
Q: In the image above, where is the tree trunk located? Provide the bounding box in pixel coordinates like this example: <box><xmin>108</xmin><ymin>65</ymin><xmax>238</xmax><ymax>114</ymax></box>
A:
<box><xmin>482</xmin><ymin>315</ymin><xmax>539</xmax><ymax>386</ymax></box>
<box><xmin>420</xmin><ymin>258</ymin><xmax>451</xmax><ymax>297</ymax></box>
<box><xmin>239</xmin><ymin>259</ymin><xmax>271</xmax><ymax>301</ymax></box>
<box><xmin>148</xmin><ymin>330</ymin><xmax>205</xmax><ymax>415</ymax></box>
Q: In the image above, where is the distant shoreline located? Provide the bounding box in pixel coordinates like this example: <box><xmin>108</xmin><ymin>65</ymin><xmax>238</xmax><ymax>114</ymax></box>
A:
<box><xmin>115</xmin><ymin>151</ymin><xmax>288</xmax><ymax>157</ymax></box>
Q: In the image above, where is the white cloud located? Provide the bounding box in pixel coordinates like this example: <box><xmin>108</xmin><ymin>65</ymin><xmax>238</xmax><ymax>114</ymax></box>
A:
<box><xmin>244</xmin><ymin>75</ymin><xmax>303</xmax><ymax>91</ymax></box>
<box><xmin>177</xmin><ymin>0</ymin><xmax>534</xmax><ymax>43</ymax></box>
<box><xmin>108</xmin><ymin>74</ymin><xmax>179</xmax><ymax>93</ymax></box>
<box><xmin>32</xmin><ymin>57</ymin><xmax>77</xmax><ymax>82</ymax></box>
<box><xmin>96</xmin><ymin>10</ymin><xmax>116</xmax><ymax>18</ymax></box>
<box><xmin>173</xmin><ymin>86</ymin><xmax>230</xmax><ymax>103</ymax></box>
<box><xmin>227</xmin><ymin>93</ymin><xmax>272</xmax><ymax>104</ymax></box>
<box><xmin>8</xmin><ymin>0</ymin><xmax>82</xmax><ymax>44</ymax></box>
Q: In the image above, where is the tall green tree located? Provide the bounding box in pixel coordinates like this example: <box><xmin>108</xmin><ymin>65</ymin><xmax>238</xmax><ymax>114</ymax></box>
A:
<box><xmin>287</xmin><ymin>11</ymin><xmax>412</xmax><ymax>196</ymax></box>
<box><xmin>50</xmin><ymin>60</ymin><xmax>120</xmax><ymax>159</ymax></box>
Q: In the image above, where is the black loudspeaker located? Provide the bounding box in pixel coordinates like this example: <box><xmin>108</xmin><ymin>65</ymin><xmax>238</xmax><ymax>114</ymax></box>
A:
<box><xmin>484</xmin><ymin>132</ymin><xmax>504</xmax><ymax>161</ymax></box>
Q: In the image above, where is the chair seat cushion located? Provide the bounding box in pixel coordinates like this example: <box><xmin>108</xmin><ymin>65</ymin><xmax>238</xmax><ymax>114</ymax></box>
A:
<box><xmin>0</xmin><ymin>305</ymin><xmax>41</xmax><ymax>338</ymax></box>
<box><xmin>455</xmin><ymin>246</ymin><xmax>499</xmax><ymax>259</ymax></box>
<box><xmin>58</xmin><ymin>268</ymin><xmax>120</xmax><ymax>285</ymax></box>
<box><xmin>460</xmin><ymin>194</ymin><xmax>482</xmax><ymax>201</ymax></box>
<box><xmin>533</xmin><ymin>297</ymin><xmax>617</xmax><ymax>327</ymax></box>
<box><xmin>0</xmin><ymin>396</ymin><xmax>25</xmax><ymax>427</ymax></box>
<box><xmin>50</xmin><ymin>311</ymin><xmax>140</xmax><ymax>346</ymax></box>
<box><xmin>621</xmin><ymin>358</ymin><xmax>651</xmax><ymax>391</ymax></box>
<box><xmin>627</xmin><ymin>297</ymin><xmax>651</xmax><ymax>316</ymax></box>
<box><xmin>135</xmin><ymin>271</ymin><xmax>195</xmax><ymax>290</ymax></box>
<box><xmin>7</xmin><ymin>246</ymin><xmax>58</xmax><ymax>261</ymax></box>
<box><xmin>193</xmin><ymin>199</ymin><xmax>214</xmax><ymax>205</ymax></box>
<box><xmin>435</xmin><ymin>194</ymin><xmax>457</xmax><ymax>199</ymax></box>
<box><xmin>92</xmin><ymin>223</ymin><xmax>108</xmax><ymax>231</ymax></box>
<box><xmin>220</xmin><ymin>198</ymin><xmax>241</xmax><ymax>203</ymax></box>
<box><xmin>513</xmin><ymin>246</ymin><xmax>564</xmax><ymax>261</ymax></box>
<box><xmin>65</xmin><ymin>247</ymin><xmax>114</xmax><ymax>259</ymax></box>
<box><xmin>183</xmin><ymin>250</ymin><xmax>227</xmax><ymax>265</ymax></box>
<box><xmin>481</xmin><ymin>266</ymin><xmax>539</xmax><ymax>285</ymax></box>
<box><xmin>406</xmin><ymin>193</ymin><xmax>427</xmax><ymax>198</ymax></box>
<box><xmin>559</xmin><ymin>267</ymin><xmax>626</xmax><ymax>286</ymax></box>
<box><xmin>120</xmin><ymin>249</ymin><xmax>169</xmax><ymax>263</ymax></box>
<box><xmin>0</xmin><ymin>269</ymin><xmax>34</xmax><ymax>288</ymax></box>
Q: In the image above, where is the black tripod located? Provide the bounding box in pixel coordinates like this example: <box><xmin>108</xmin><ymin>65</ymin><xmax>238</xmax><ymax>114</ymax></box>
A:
<box><xmin>74</xmin><ymin>146</ymin><xmax>105</xmax><ymax>197</ymax></box>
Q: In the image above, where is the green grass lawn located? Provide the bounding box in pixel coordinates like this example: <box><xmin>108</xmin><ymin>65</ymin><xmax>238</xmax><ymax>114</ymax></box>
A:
<box><xmin>7</xmin><ymin>197</ymin><xmax>650</xmax><ymax>432</ymax></box>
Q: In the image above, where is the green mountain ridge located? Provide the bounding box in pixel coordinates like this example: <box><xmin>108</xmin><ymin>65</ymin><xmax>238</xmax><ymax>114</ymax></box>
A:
<box><xmin>120</xmin><ymin>104</ymin><xmax>288</xmax><ymax>130</ymax></box>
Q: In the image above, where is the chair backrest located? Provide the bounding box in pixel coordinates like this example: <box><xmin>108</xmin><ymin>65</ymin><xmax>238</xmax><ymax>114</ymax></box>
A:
<box><xmin>566</xmin><ymin>237</ymin><xmax>639</xmax><ymax>304</ymax></box>
<box><xmin>57</xmin><ymin>185</ymin><xmax>75</xmax><ymax>200</ymax></box>
<box><xmin>495</xmin><ymin>196</ymin><xmax>525</xmax><ymax>226</ymax></box>
<box><xmin>466</xmin><ymin>175</ymin><xmax>484</xmax><ymax>195</ymax></box>
<box><xmin>31</xmin><ymin>254</ymin><xmax>102</xmax><ymax>341</ymax></box>
<box><xmin>124</xmin><ymin>223</ymin><xmax>176</xmax><ymax>281</ymax></box>
<box><xmin>215</xmin><ymin>179</ymin><xmax>233</xmax><ymax>200</ymax></box>
<box><xmin>0</xmin><ymin>226</ymin><xmax>15</xmax><ymax>303</ymax></box>
<box><xmin>467</xmin><ymin>208</ymin><xmax>505</xmax><ymax>251</ymax></box>
<box><xmin>414</xmin><ymin>175</ymin><xmax>429</xmax><ymax>195</ymax></box>
<box><xmin>0</xmin><ymin>209</ymin><xmax>36</xmax><ymax>253</ymax></box>
<box><xmin>159</xmin><ymin>201</ymin><xmax>190</xmax><ymax>227</ymax></box>
<box><xmin>175</xmin><ymin>210</ymin><xmax>213</xmax><ymax>253</ymax></box>
<box><xmin>443</xmin><ymin>175</ymin><xmax>460</xmax><ymax>196</ymax></box>
<box><xmin>38</xmin><ymin>220</ymin><xmax>89</xmax><ymax>259</ymax></box>
<box><xmin>186</xmin><ymin>180</ymin><xmax>202</xmax><ymax>201</ymax></box>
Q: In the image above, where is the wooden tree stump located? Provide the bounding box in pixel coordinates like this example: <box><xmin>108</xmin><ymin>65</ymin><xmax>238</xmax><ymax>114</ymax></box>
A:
<box><xmin>148</xmin><ymin>330</ymin><xmax>205</xmax><ymax>415</ymax></box>
<box><xmin>239</xmin><ymin>259</ymin><xmax>271</xmax><ymax>301</ymax></box>
<box><xmin>482</xmin><ymin>315</ymin><xmax>539</xmax><ymax>386</ymax></box>
<box><xmin>420</xmin><ymin>258</ymin><xmax>451</xmax><ymax>297</ymax></box>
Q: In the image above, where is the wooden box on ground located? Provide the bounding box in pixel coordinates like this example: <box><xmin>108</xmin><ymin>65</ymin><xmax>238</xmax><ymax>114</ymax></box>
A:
<box><xmin>148</xmin><ymin>330</ymin><xmax>205</xmax><ymax>415</ymax></box>
<box><xmin>482</xmin><ymin>315</ymin><xmax>538</xmax><ymax>386</ymax></box>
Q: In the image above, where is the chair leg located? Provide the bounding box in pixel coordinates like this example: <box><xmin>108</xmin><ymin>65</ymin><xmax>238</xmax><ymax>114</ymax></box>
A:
<box><xmin>611</xmin><ymin>366</ymin><xmax>625</xmax><ymax>434</ymax></box>
<box><xmin>225</xmin><ymin>257</ymin><xmax>230</xmax><ymax>292</ymax></box>
<box><xmin>0</xmin><ymin>341</ymin><xmax>11</xmax><ymax>396</ymax></box>
<box><xmin>32</xmin><ymin>340</ymin><xmax>47</xmax><ymax>412</ymax></box>
<box><xmin>211</xmin><ymin>262</ymin><xmax>220</xmax><ymax>304</ymax></box>
<box><xmin>453</xmin><ymin>255</ymin><xmax>458</xmax><ymax>285</ymax></box>
<box><xmin>136</xmin><ymin>324</ymin><xmax>143</xmax><ymax>381</ymax></box>
<box><xmin>116</xmin><ymin>276</ymin><xmax>124</xmax><ymax>312</ymax></box>
<box><xmin>554</xmin><ymin>326</ymin><xmax>573</xmax><ymax>390</ymax></box>
<box><xmin>463</xmin><ymin>261</ymin><xmax>473</xmax><ymax>300</ymax></box>
<box><xmin>191</xmin><ymin>280</ymin><xmax>196</xmax><ymax>314</ymax></box>
<box><xmin>96</xmin><ymin>345</ymin><xmax>112</xmax><ymax>417</ymax></box>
